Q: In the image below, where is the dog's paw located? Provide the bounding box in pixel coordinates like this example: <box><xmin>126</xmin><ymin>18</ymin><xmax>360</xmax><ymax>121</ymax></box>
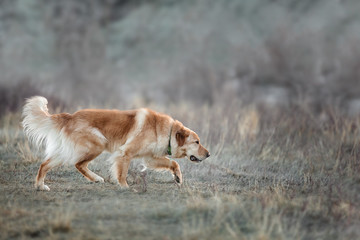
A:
<box><xmin>174</xmin><ymin>172</ymin><xmax>182</xmax><ymax>186</ymax></box>
<box><xmin>37</xmin><ymin>184</ymin><xmax>50</xmax><ymax>191</ymax></box>
<box><xmin>118</xmin><ymin>182</ymin><xmax>130</xmax><ymax>191</ymax></box>
<box><xmin>171</xmin><ymin>161</ymin><xmax>182</xmax><ymax>186</ymax></box>
<box><xmin>174</xmin><ymin>175</ymin><xmax>181</xmax><ymax>184</ymax></box>
<box><xmin>94</xmin><ymin>176</ymin><xmax>105</xmax><ymax>183</ymax></box>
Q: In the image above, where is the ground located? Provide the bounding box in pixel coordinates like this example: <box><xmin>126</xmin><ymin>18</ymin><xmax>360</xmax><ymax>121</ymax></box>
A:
<box><xmin>1</xmin><ymin>107</ymin><xmax>360</xmax><ymax>240</ymax></box>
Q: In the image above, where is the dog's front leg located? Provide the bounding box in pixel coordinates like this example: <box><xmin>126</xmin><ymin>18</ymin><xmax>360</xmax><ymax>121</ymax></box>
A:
<box><xmin>170</xmin><ymin>160</ymin><xmax>183</xmax><ymax>185</ymax></box>
<box><xmin>146</xmin><ymin>157</ymin><xmax>183</xmax><ymax>185</ymax></box>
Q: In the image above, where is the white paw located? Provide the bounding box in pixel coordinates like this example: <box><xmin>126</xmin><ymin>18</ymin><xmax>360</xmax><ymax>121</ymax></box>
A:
<box><xmin>118</xmin><ymin>182</ymin><xmax>129</xmax><ymax>190</ymax></box>
<box><xmin>37</xmin><ymin>184</ymin><xmax>50</xmax><ymax>191</ymax></box>
<box><xmin>94</xmin><ymin>176</ymin><xmax>104</xmax><ymax>183</ymax></box>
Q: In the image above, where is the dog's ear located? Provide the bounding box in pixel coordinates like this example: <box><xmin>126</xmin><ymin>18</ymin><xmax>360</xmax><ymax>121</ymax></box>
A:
<box><xmin>176</xmin><ymin>129</ymin><xmax>187</xmax><ymax>147</ymax></box>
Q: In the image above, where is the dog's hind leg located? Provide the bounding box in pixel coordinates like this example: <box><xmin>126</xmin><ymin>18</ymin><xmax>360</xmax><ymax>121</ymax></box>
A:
<box><xmin>35</xmin><ymin>158</ymin><xmax>59</xmax><ymax>191</ymax></box>
<box><xmin>75</xmin><ymin>151</ymin><xmax>104</xmax><ymax>182</ymax></box>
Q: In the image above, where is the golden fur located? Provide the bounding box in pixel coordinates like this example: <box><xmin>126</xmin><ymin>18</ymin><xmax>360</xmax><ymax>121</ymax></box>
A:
<box><xmin>22</xmin><ymin>96</ymin><xmax>210</xmax><ymax>191</ymax></box>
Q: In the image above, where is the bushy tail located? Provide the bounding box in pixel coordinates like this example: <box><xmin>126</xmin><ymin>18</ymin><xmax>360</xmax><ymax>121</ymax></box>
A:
<box><xmin>22</xmin><ymin>96</ymin><xmax>53</xmax><ymax>148</ymax></box>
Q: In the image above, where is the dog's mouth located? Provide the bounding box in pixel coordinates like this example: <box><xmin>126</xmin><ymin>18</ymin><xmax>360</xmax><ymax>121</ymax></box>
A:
<box><xmin>190</xmin><ymin>155</ymin><xmax>202</xmax><ymax>163</ymax></box>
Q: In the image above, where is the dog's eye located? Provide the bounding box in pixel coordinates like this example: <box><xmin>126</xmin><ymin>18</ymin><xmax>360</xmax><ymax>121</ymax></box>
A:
<box><xmin>195</xmin><ymin>141</ymin><xmax>199</xmax><ymax>144</ymax></box>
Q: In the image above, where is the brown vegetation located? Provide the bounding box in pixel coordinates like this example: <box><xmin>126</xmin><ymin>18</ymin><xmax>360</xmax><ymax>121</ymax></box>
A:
<box><xmin>1</xmin><ymin>100</ymin><xmax>359</xmax><ymax>239</ymax></box>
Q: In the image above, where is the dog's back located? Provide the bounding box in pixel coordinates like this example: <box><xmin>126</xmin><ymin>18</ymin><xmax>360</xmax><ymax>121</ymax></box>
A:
<box><xmin>69</xmin><ymin>109</ymin><xmax>137</xmax><ymax>147</ymax></box>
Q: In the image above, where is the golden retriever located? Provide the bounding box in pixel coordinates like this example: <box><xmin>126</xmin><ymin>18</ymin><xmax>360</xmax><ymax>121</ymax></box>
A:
<box><xmin>22</xmin><ymin>96</ymin><xmax>210</xmax><ymax>191</ymax></box>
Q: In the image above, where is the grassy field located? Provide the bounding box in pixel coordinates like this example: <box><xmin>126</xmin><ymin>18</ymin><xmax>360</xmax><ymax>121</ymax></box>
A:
<box><xmin>1</xmin><ymin>103</ymin><xmax>360</xmax><ymax>240</ymax></box>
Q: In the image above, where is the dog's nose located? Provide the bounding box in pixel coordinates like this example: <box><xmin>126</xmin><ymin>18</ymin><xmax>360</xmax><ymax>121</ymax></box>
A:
<box><xmin>206</xmin><ymin>152</ymin><xmax>210</xmax><ymax>158</ymax></box>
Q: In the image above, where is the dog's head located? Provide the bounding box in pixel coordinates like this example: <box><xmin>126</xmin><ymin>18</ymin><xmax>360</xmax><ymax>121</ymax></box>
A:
<box><xmin>171</xmin><ymin>120</ymin><xmax>210</xmax><ymax>162</ymax></box>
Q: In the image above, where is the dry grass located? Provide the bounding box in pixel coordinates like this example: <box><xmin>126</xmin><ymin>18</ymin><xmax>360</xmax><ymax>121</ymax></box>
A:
<box><xmin>0</xmin><ymin>102</ymin><xmax>360</xmax><ymax>239</ymax></box>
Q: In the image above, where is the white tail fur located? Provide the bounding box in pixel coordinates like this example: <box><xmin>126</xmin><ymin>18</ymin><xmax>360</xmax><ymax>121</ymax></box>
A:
<box><xmin>22</xmin><ymin>96</ymin><xmax>93</xmax><ymax>165</ymax></box>
<box><xmin>22</xmin><ymin>96</ymin><xmax>53</xmax><ymax>148</ymax></box>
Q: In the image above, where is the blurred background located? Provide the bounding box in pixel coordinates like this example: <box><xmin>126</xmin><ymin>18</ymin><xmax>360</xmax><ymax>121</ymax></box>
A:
<box><xmin>1</xmin><ymin>0</ymin><xmax>360</xmax><ymax>115</ymax></box>
<box><xmin>3</xmin><ymin>2</ymin><xmax>360</xmax><ymax>238</ymax></box>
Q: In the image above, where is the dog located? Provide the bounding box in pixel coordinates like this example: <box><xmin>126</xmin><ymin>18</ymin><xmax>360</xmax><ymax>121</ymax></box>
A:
<box><xmin>22</xmin><ymin>96</ymin><xmax>210</xmax><ymax>191</ymax></box>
